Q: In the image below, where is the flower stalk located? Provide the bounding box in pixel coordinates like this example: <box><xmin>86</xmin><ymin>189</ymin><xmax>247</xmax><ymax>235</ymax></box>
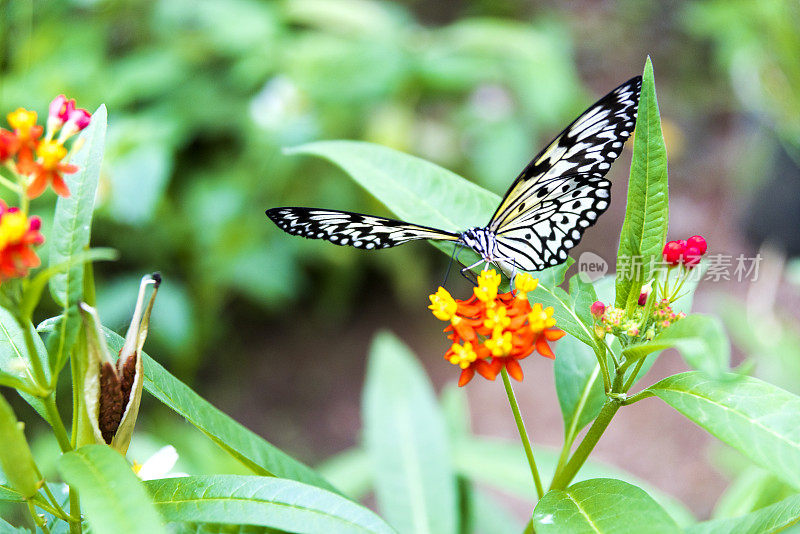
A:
<box><xmin>501</xmin><ymin>367</ymin><xmax>544</xmax><ymax>499</ymax></box>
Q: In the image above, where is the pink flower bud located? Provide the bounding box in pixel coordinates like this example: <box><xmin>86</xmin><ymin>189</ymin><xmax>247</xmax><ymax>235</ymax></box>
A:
<box><xmin>590</xmin><ymin>301</ymin><xmax>605</xmax><ymax>318</ymax></box>
<box><xmin>49</xmin><ymin>95</ymin><xmax>74</xmax><ymax>124</ymax></box>
<box><xmin>29</xmin><ymin>216</ymin><xmax>41</xmax><ymax>231</ymax></box>
<box><xmin>69</xmin><ymin>108</ymin><xmax>92</xmax><ymax>131</ymax></box>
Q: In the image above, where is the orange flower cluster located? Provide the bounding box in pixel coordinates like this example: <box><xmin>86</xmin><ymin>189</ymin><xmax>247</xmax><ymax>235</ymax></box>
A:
<box><xmin>0</xmin><ymin>95</ymin><xmax>91</xmax><ymax>199</ymax></box>
<box><xmin>429</xmin><ymin>269</ymin><xmax>565</xmax><ymax>386</ymax></box>
<box><xmin>0</xmin><ymin>201</ymin><xmax>44</xmax><ymax>280</ymax></box>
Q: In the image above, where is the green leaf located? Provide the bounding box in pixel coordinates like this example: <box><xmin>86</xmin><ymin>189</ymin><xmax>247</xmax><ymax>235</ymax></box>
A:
<box><xmin>286</xmin><ymin>140</ymin><xmax>498</xmax><ymax>263</ymax></box>
<box><xmin>0</xmin><ymin>307</ymin><xmax>49</xmax><ymax>422</ymax></box>
<box><xmin>686</xmin><ymin>493</ymin><xmax>800</xmax><ymax>534</ymax></box>
<box><xmin>0</xmin><ymin>483</ymin><xmax>25</xmax><ymax>502</ymax></box>
<box><xmin>100</xmin><ymin>327</ymin><xmax>336</xmax><ymax>492</ymax></box>
<box><xmin>0</xmin><ymin>392</ymin><xmax>39</xmax><ymax>497</ymax></box>
<box><xmin>615</xmin><ymin>57</ymin><xmax>669</xmax><ymax>313</ymax></box>
<box><xmin>58</xmin><ymin>445</ymin><xmax>166</xmax><ymax>534</ymax></box>
<box><xmin>532</xmin><ymin>281</ymin><xmax>598</xmax><ymax>350</ymax></box>
<box><xmin>554</xmin><ymin>336</ymin><xmax>605</xmax><ymax>437</ymax></box>
<box><xmin>452</xmin><ymin>438</ymin><xmax>694</xmax><ymax>527</ymax></box>
<box><xmin>646</xmin><ymin>372</ymin><xmax>800</xmax><ymax>489</ymax></box>
<box><xmin>49</xmin><ymin>105</ymin><xmax>107</xmax><ymax>306</ymax></box>
<box><xmin>47</xmin><ymin>105</ymin><xmax>108</xmax><ymax>375</ymax></box>
<box><xmin>363</xmin><ymin>332</ymin><xmax>457</xmax><ymax>534</ymax></box>
<box><xmin>531</xmin><ymin>478</ymin><xmax>679</xmax><ymax>533</ymax></box>
<box><xmin>621</xmin><ymin>314</ymin><xmax>730</xmax><ymax>376</ymax></box>
<box><xmin>146</xmin><ymin>475</ymin><xmax>395</xmax><ymax>534</ymax></box>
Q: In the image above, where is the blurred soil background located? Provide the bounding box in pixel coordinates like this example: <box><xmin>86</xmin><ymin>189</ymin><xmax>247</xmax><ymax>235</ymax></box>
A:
<box><xmin>3</xmin><ymin>0</ymin><xmax>800</xmax><ymax>522</ymax></box>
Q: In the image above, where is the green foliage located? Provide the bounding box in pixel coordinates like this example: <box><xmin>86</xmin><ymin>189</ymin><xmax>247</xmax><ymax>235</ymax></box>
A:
<box><xmin>57</xmin><ymin>445</ymin><xmax>167</xmax><ymax>534</ymax></box>
<box><xmin>646</xmin><ymin>372</ymin><xmax>800</xmax><ymax>489</ymax></box>
<box><xmin>615</xmin><ymin>57</ymin><xmax>669</xmax><ymax>312</ymax></box>
<box><xmin>554</xmin><ymin>335</ymin><xmax>605</xmax><ymax>438</ymax></box>
<box><xmin>621</xmin><ymin>314</ymin><xmax>730</xmax><ymax>376</ymax></box>
<box><xmin>363</xmin><ymin>332</ymin><xmax>457</xmax><ymax>534</ymax></box>
<box><xmin>0</xmin><ymin>392</ymin><xmax>39</xmax><ymax>498</ymax></box>
<box><xmin>47</xmin><ymin>106</ymin><xmax>107</xmax><ymax>378</ymax></box>
<box><xmin>531</xmin><ymin>478</ymin><xmax>679</xmax><ymax>533</ymax></box>
<box><xmin>147</xmin><ymin>475</ymin><xmax>394</xmax><ymax>534</ymax></box>
<box><xmin>686</xmin><ymin>493</ymin><xmax>800</xmax><ymax>534</ymax></box>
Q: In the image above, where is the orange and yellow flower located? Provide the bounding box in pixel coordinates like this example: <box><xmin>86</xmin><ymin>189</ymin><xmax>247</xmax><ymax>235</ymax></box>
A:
<box><xmin>0</xmin><ymin>97</ymin><xmax>92</xmax><ymax>199</ymax></box>
<box><xmin>429</xmin><ymin>269</ymin><xmax>565</xmax><ymax>386</ymax></box>
<box><xmin>0</xmin><ymin>201</ymin><xmax>44</xmax><ymax>280</ymax></box>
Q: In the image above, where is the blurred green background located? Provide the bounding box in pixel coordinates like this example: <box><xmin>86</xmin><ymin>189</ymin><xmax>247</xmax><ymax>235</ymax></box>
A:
<box><xmin>1</xmin><ymin>0</ymin><xmax>799</xmax><ymax>521</ymax></box>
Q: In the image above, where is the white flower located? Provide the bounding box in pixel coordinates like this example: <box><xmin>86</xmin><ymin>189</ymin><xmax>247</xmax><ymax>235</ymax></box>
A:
<box><xmin>133</xmin><ymin>445</ymin><xmax>188</xmax><ymax>481</ymax></box>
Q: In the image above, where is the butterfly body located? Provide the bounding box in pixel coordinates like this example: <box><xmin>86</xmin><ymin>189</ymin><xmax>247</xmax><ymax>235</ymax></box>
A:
<box><xmin>267</xmin><ymin>76</ymin><xmax>642</xmax><ymax>274</ymax></box>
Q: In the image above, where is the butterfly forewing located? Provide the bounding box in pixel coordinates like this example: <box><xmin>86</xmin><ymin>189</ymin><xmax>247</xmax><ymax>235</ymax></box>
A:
<box><xmin>266</xmin><ymin>207</ymin><xmax>459</xmax><ymax>250</ymax></box>
<box><xmin>489</xmin><ymin>76</ymin><xmax>641</xmax><ymax>233</ymax></box>
<box><xmin>267</xmin><ymin>75</ymin><xmax>641</xmax><ymax>274</ymax></box>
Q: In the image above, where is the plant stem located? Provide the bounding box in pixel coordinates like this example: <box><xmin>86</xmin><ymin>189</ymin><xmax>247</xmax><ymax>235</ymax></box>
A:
<box><xmin>44</xmin><ymin>395</ymin><xmax>71</xmax><ymax>452</ymax></box>
<box><xmin>500</xmin><ymin>368</ymin><xmax>544</xmax><ymax>499</ymax></box>
<box><xmin>622</xmin><ymin>357</ymin><xmax>646</xmax><ymax>392</ymax></box>
<box><xmin>549</xmin><ymin>398</ymin><xmax>622</xmax><ymax>490</ymax></box>
<box><xmin>19</xmin><ymin>317</ymin><xmax>48</xmax><ymax>390</ymax></box>
<box><xmin>27</xmin><ymin>500</ymin><xmax>50</xmax><ymax>533</ymax></box>
<box><xmin>69</xmin><ymin>489</ymin><xmax>81</xmax><ymax>534</ymax></box>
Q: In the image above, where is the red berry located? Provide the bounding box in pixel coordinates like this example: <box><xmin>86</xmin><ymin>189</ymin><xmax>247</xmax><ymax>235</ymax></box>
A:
<box><xmin>684</xmin><ymin>246</ymin><xmax>702</xmax><ymax>267</ymax></box>
<box><xmin>663</xmin><ymin>241</ymin><xmax>685</xmax><ymax>265</ymax></box>
<box><xmin>590</xmin><ymin>301</ymin><xmax>605</xmax><ymax>318</ymax></box>
<box><xmin>638</xmin><ymin>291</ymin><xmax>648</xmax><ymax>306</ymax></box>
<box><xmin>686</xmin><ymin>235</ymin><xmax>707</xmax><ymax>255</ymax></box>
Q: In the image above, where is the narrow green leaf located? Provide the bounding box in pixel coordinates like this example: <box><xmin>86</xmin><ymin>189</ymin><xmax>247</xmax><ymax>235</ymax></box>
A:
<box><xmin>0</xmin><ymin>483</ymin><xmax>25</xmax><ymax>502</ymax></box>
<box><xmin>615</xmin><ymin>57</ymin><xmax>669</xmax><ymax>312</ymax></box>
<box><xmin>49</xmin><ymin>105</ymin><xmax>107</xmax><ymax>306</ymax></box>
<box><xmin>531</xmin><ymin>478</ymin><xmax>679</xmax><ymax>533</ymax></box>
<box><xmin>647</xmin><ymin>372</ymin><xmax>800</xmax><ymax>489</ymax></box>
<box><xmin>554</xmin><ymin>336</ymin><xmax>605</xmax><ymax>437</ymax></box>
<box><xmin>0</xmin><ymin>392</ymin><xmax>39</xmax><ymax>497</ymax></box>
<box><xmin>363</xmin><ymin>332</ymin><xmax>457</xmax><ymax>534</ymax></box>
<box><xmin>146</xmin><ymin>475</ymin><xmax>395</xmax><ymax>534</ymax></box>
<box><xmin>48</xmin><ymin>105</ymin><xmax>108</xmax><ymax>375</ymax></box>
<box><xmin>686</xmin><ymin>493</ymin><xmax>800</xmax><ymax>534</ymax></box>
<box><xmin>57</xmin><ymin>445</ymin><xmax>166</xmax><ymax>534</ymax></box>
<box><xmin>622</xmin><ymin>314</ymin><xmax>730</xmax><ymax>376</ymax></box>
<box><xmin>0</xmin><ymin>307</ymin><xmax>49</xmax><ymax>423</ymax></box>
<box><xmin>100</xmin><ymin>327</ymin><xmax>337</xmax><ymax>493</ymax></box>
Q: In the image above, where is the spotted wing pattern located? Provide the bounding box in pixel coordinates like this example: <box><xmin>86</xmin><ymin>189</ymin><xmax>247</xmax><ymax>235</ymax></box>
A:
<box><xmin>489</xmin><ymin>76</ymin><xmax>641</xmax><ymax>232</ymax></box>
<box><xmin>485</xmin><ymin>76</ymin><xmax>642</xmax><ymax>271</ymax></box>
<box><xmin>266</xmin><ymin>207</ymin><xmax>459</xmax><ymax>250</ymax></box>
<box><xmin>491</xmin><ymin>173</ymin><xmax>611</xmax><ymax>271</ymax></box>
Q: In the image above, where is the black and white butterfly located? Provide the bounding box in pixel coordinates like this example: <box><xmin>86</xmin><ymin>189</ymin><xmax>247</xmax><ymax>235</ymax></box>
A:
<box><xmin>267</xmin><ymin>76</ymin><xmax>641</xmax><ymax>275</ymax></box>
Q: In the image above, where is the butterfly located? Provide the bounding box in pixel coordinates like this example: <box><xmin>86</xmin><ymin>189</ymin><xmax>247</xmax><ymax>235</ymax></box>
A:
<box><xmin>267</xmin><ymin>76</ymin><xmax>641</xmax><ymax>275</ymax></box>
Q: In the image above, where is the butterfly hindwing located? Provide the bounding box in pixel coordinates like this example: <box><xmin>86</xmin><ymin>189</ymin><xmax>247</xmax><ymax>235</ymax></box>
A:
<box><xmin>266</xmin><ymin>207</ymin><xmax>459</xmax><ymax>250</ymax></box>
<box><xmin>492</xmin><ymin>173</ymin><xmax>612</xmax><ymax>271</ymax></box>
<box><xmin>489</xmin><ymin>76</ymin><xmax>641</xmax><ymax>233</ymax></box>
